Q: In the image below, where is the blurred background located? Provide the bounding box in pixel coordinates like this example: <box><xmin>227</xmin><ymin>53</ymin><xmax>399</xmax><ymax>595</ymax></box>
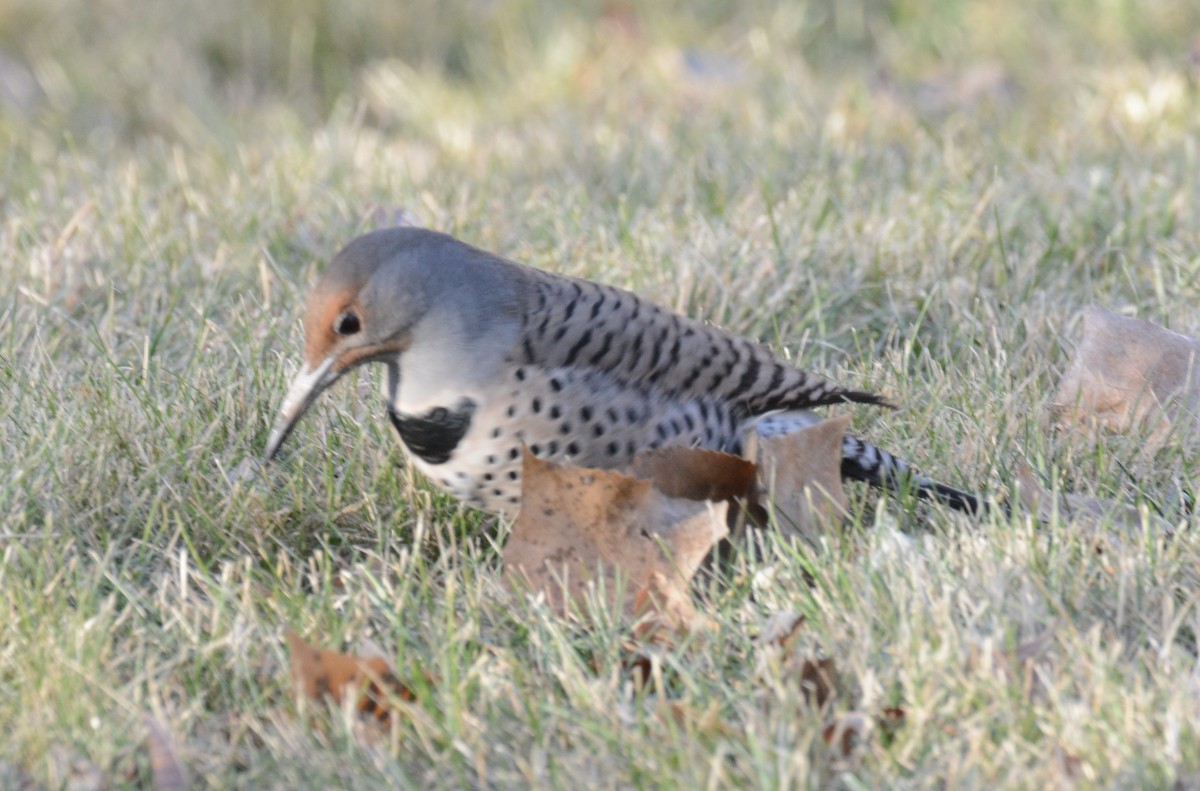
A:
<box><xmin>0</xmin><ymin>0</ymin><xmax>1196</xmax><ymax>152</ymax></box>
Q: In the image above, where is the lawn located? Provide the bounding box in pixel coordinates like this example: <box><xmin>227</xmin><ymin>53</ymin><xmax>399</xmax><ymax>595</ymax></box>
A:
<box><xmin>3</xmin><ymin>0</ymin><xmax>1200</xmax><ymax>787</ymax></box>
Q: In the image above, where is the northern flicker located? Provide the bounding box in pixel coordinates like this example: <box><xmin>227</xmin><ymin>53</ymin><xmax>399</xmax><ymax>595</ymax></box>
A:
<box><xmin>265</xmin><ymin>227</ymin><xmax>981</xmax><ymax>516</ymax></box>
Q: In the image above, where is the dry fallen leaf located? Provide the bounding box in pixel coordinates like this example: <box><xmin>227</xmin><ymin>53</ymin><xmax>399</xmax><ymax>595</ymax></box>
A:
<box><xmin>143</xmin><ymin>714</ymin><xmax>187</xmax><ymax>791</ymax></box>
<box><xmin>629</xmin><ymin>446</ymin><xmax>758</xmax><ymax>504</ymax></box>
<box><xmin>621</xmin><ymin>646</ymin><xmax>655</xmax><ymax>688</ymax></box>
<box><xmin>1053</xmin><ymin>305</ymin><xmax>1200</xmax><ymax>450</ymax></box>
<box><xmin>799</xmin><ymin>656</ymin><xmax>838</xmax><ymax>709</ymax></box>
<box><xmin>743</xmin><ymin>414</ymin><xmax>851</xmax><ymax>538</ymax></box>
<box><xmin>630</xmin><ymin>445</ymin><xmax>761</xmax><ymax>530</ymax></box>
<box><xmin>504</xmin><ymin>453</ymin><xmax>728</xmax><ymax>633</ymax></box>
<box><xmin>758</xmin><ymin>610</ymin><xmax>807</xmax><ymax>649</ymax></box>
<box><xmin>285</xmin><ymin>629</ymin><xmax>415</xmax><ymax>724</ymax></box>
<box><xmin>631</xmin><ymin>570</ymin><xmax>705</xmax><ymax>639</ymax></box>
<box><xmin>822</xmin><ymin>711</ymin><xmax>872</xmax><ymax>758</ymax></box>
<box><xmin>1016</xmin><ymin>464</ymin><xmax>1173</xmax><ymax>538</ymax></box>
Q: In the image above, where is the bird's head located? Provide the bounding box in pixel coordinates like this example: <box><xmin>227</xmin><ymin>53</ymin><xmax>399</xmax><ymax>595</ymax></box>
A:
<box><xmin>263</xmin><ymin>227</ymin><xmax>525</xmax><ymax>461</ymax></box>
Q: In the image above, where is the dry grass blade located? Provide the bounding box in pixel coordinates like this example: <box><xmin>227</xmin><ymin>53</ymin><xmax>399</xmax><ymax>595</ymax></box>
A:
<box><xmin>1015</xmin><ymin>464</ymin><xmax>1173</xmax><ymax>538</ymax></box>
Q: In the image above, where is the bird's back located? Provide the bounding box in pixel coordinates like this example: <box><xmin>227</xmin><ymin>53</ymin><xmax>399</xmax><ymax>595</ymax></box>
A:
<box><xmin>514</xmin><ymin>267</ymin><xmax>884</xmax><ymax>417</ymax></box>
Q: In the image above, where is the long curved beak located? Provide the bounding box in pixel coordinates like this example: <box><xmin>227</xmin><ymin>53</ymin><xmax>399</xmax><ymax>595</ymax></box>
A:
<box><xmin>264</xmin><ymin>356</ymin><xmax>339</xmax><ymax>461</ymax></box>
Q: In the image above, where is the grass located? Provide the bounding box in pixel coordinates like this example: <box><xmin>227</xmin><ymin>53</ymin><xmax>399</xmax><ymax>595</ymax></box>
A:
<box><xmin>2</xmin><ymin>0</ymin><xmax>1200</xmax><ymax>787</ymax></box>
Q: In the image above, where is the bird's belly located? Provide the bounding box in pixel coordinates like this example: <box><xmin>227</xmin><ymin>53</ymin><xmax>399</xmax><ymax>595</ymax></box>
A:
<box><xmin>392</xmin><ymin>366</ymin><xmax>741</xmax><ymax>516</ymax></box>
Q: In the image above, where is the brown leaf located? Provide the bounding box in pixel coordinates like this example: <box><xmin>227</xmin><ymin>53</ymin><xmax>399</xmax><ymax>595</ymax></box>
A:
<box><xmin>631</xmin><ymin>445</ymin><xmax>761</xmax><ymax>532</ymax></box>
<box><xmin>631</xmin><ymin>570</ymin><xmax>705</xmax><ymax>638</ymax></box>
<box><xmin>878</xmin><ymin>706</ymin><xmax>907</xmax><ymax>738</ymax></box>
<box><xmin>503</xmin><ymin>453</ymin><xmax>728</xmax><ymax>632</ymax></box>
<box><xmin>285</xmin><ymin>629</ymin><xmax>415</xmax><ymax>724</ymax></box>
<box><xmin>758</xmin><ymin>610</ymin><xmax>807</xmax><ymax>649</ymax></box>
<box><xmin>743</xmin><ymin>414</ymin><xmax>851</xmax><ymax>538</ymax></box>
<box><xmin>1016</xmin><ymin>464</ymin><xmax>1173</xmax><ymax>538</ymax></box>
<box><xmin>143</xmin><ymin>714</ymin><xmax>187</xmax><ymax>791</ymax></box>
<box><xmin>630</xmin><ymin>446</ymin><xmax>757</xmax><ymax>503</ymax></box>
<box><xmin>799</xmin><ymin>656</ymin><xmax>838</xmax><ymax>708</ymax></box>
<box><xmin>622</xmin><ymin>648</ymin><xmax>654</xmax><ymax>688</ymax></box>
<box><xmin>1053</xmin><ymin>305</ymin><xmax>1200</xmax><ymax>450</ymax></box>
<box><xmin>822</xmin><ymin>712</ymin><xmax>872</xmax><ymax>757</ymax></box>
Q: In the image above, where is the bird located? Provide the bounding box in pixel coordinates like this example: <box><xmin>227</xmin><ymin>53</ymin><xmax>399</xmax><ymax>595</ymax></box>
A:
<box><xmin>264</xmin><ymin>227</ymin><xmax>982</xmax><ymax>517</ymax></box>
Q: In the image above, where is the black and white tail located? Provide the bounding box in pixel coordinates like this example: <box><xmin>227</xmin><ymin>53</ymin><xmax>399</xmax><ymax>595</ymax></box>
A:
<box><xmin>749</xmin><ymin>411</ymin><xmax>983</xmax><ymax>516</ymax></box>
<box><xmin>839</xmin><ymin>434</ymin><xmax>982</xmax><ymax>515</ymax></box>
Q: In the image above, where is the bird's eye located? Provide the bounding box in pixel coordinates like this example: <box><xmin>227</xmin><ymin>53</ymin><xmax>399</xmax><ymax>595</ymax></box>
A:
<box><xmin>334</xmin><ymin>310</ymin><xmax>361</xmax><ymax>336</ymax></box>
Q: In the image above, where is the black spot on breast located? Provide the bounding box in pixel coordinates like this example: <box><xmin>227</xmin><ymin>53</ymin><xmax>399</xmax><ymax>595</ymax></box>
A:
<box><xmin>388</xmin><ymin>398</ymin><xmax>476</xmax><ymax>465</ymax></box>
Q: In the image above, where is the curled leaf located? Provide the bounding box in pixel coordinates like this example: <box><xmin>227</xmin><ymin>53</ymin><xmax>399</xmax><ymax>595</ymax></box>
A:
<box><xmin>1053</xmin><ymin>305</ymin><xmax>1200</xmax><ymax>450</ymax></box>
<box><xmin>504</xmin><ymin>453</ymin><xmax>727</xmax><ymax>634</ymax></box>
<box><xmin>629</xmin><ymin>446</ymin><xmax>758</xmax><ymax>504</ymax></box>
<box><xmin>743</xmin><ymin>413</ymin><xmax>851</xmax><ymax>538</ymax></box>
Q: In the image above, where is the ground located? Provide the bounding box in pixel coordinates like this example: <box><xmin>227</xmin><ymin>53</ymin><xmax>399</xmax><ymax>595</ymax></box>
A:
<box><xmin>2</xmin><ymin>0</ymin><xmax>1200</xmax><ymax>787</ymax></box>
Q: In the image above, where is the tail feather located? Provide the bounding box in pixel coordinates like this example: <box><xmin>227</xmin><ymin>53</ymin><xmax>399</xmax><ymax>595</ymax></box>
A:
<box><xmin>744</xmin><ymin>410</ymin><xmax>985</xmax><ymax>516</ymax></box>
<box><xmin>840</xmin><ymin>433</ymin><xmax>984</xmax><ymax>516</ymax></box>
